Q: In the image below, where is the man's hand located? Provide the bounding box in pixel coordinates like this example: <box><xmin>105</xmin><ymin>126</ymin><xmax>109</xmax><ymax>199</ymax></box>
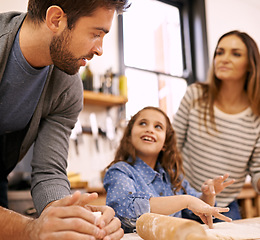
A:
<box><xmin>25</xmin><ymin>191</ymin><xmax>123</xmax><ymax>240</ymax></box>
<box><xmin>86</xmin><ymin>205</ymin><xmax>123</xmax><ymax>240</ymax></box>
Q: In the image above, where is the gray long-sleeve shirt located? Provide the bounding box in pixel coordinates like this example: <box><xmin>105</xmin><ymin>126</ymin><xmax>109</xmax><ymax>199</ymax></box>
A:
<box><xmin>0</xmin><ymin>12</ymin><xmax>83</xmax><ymax>214</ymax></box>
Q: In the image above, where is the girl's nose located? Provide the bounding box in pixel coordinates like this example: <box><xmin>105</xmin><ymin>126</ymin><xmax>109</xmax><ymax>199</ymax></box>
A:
<box><xmin>145</xmin><ymin>125</ymin><xmax>154</xmax><ymax>133</ymax></box>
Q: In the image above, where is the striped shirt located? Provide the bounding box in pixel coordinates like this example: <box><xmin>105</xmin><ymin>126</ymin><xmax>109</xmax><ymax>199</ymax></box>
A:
<box><xmin>173</xmin><ymin>83</ymin><xmax>260</xmax><ymax>207</ymax></box>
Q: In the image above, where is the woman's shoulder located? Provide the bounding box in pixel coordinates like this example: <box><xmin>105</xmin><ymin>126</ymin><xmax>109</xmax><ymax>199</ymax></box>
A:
<box><xmin>182</xmin><ymin>82</ymin><xmax>205</xmax><ymax>103</ymax></box>
<box><xmin>188</xmin><ymin>82</ymin><xmax>207</xmax><ymax>93</ymax></box>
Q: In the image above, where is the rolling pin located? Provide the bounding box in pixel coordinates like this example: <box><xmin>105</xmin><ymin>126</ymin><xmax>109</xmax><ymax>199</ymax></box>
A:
<box><xmin>136</xmin><ymin>213</ymin><xmax>209</xmax><ymax>240</ymax></box>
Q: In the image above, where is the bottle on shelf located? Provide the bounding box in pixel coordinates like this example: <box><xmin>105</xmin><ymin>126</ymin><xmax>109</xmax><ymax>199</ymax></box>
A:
<box><xmin>102</xmin><ymin>68</ymin><xmax>113</xmax><ymax>94</ymax></box>
<box><xmin>119</xmin><ymin>74</ymin><xmax>127</xmax><ymax>98</ymax></box>
<box><xmin>82</xmin><ymin>64</ymin><xmax>93</xmax><ymax>91</ymax></box>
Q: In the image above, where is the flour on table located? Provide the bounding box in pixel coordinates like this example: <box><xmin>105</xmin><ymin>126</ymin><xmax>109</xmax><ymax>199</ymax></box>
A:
<box><xmin>121</xmin><ymin>233</ymin><xmax>143</xmax><ymax>240</ymax></box>
<box><xmin>204</xmin><ymin>222</ymin><xmax>260</xmax><ymax>240</ymax></box>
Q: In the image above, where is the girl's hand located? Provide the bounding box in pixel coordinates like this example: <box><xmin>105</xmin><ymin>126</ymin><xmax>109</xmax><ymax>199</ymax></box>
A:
<box><xmin>187</xmin><ymin>195</ymin><xmax>232</xmax><ymax>228</ymax></box>
<box><xmin>201</xmin><ymin>173</ymin><xmax>235</xmax><ymax>196</ymax></box>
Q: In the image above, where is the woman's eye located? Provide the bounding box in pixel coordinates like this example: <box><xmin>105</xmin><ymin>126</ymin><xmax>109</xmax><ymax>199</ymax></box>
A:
<box><xmin>233</xmin><ymin>52</ymin><xmax>241</xmax><ymax>57</ymax></box>
<box><xmin>215</xmin><ymin>51</ymin><xmax>223</xmax><ymax>56</ymax></box>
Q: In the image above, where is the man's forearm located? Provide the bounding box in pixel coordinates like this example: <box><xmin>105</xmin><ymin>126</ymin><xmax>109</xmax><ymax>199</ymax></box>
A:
<box><xmin>0</xmin><ymin>206</ymin><xmax>33</xmax><ymax>240</ymax></box>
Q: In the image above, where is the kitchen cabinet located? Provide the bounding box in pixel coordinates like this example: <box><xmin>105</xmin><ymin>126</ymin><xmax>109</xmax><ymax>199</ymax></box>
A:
<box><xmin>83</xmin><ymin>90</ymin><xmax>127</xmax><ymax>107</ymax></box>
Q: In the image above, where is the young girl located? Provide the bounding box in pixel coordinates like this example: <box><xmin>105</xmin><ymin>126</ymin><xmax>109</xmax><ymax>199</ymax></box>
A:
<box><xmin>103</xmin><ymin>106</ymin><xmax>234</xmax><ymax>233</ymax></box>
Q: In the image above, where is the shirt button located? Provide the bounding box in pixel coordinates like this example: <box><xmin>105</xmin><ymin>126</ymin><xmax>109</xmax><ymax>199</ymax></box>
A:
<box><xmin>128</xmin><ymin>192</ymin><xmax>132</xmax><ymax>194</ymax></box>
<box><xmin>159</xmin><ymin>192</ymin><xmax>163</xmax><ymax>196</ymax></box>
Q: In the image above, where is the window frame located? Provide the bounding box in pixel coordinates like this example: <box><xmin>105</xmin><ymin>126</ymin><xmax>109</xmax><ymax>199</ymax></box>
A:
<box><xmin>118</xmin><ymin>0</ymin><xmax>209</xmax><ymax>85</ymax></box>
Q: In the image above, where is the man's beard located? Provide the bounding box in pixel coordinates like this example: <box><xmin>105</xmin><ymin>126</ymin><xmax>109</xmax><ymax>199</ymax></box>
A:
<box><xmin>50</xmin><ymin>28</ymin><xmax>81</xmax><ymax>75</ymax></box>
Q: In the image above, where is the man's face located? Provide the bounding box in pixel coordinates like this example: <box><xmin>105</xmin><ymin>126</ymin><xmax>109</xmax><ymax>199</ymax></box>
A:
<box><xmin>50</xmin><ymin>7</ymin><xmax>115</xmax><ymax>75</ymax></box>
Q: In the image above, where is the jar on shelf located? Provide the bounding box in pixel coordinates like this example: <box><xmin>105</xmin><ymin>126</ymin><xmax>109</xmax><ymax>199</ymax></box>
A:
<box><xmin>82</xmin><ymin>64</ymin><xmax>93</xmax><ymax>91</ymax></box>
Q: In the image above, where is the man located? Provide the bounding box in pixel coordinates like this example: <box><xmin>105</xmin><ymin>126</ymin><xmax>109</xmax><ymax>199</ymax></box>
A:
<box><xmin>0</xmin><ymin>0</ymin><xmax>130</xmax><ymax>239</ymax></box>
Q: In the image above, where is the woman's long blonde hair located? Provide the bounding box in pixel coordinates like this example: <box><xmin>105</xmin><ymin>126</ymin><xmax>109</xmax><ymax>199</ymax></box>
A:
<box><xmin>198</xmin><ymin>30</ymin><xmax>260</xmax><ymax>129</ymax></box>
<box><xmin>106</xmin><ymin>106</ymin><xmax>185</xmax><ymax>193</ymax></box>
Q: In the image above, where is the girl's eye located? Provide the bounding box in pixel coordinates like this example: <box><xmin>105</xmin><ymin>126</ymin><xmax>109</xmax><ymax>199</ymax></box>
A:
<box><xmin>155</xmin><ymin>125</ymin><xmax>162</xmax><ymax>130</ymax></box>
<box><xmin>140</xmin><ymin>121</ymin><xmax>146</xmax><ymax>126</ymax></box>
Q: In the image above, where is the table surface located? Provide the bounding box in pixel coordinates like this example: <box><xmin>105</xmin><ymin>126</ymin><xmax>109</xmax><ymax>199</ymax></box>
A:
<box><xmin>122</xmin><ymin>217</ymin><xmax>260</xmax><ymax>240</ymax></box>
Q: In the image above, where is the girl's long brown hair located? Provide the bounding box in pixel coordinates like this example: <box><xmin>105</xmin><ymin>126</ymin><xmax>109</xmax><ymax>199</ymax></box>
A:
<box><xmin>198</xmin><ymin>30</ymin><xmax>260</xmax><ymax>130</ymax></box>
<box><xmin>106</xmin><ymin>106</ymin><xmax>185</xmax><ymax>193</ymax></box>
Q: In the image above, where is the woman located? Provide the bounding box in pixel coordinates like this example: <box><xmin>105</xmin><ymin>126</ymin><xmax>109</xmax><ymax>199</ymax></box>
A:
<box><xmin>173</xmin><ymin>30</ymin><xmax>260</xmax><ymax>221</ymax></box>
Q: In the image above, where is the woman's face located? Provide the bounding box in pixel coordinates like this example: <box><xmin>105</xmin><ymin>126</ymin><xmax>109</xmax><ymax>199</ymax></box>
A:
<box><xmin>131</xmin><ymin>109</ymin><xmax>167</xmax><ymax>161</ymax></box>
<box><xmin>214</xmin><ymin>35</ymin><xmax>249</xmax><ymax>83</ymax></box>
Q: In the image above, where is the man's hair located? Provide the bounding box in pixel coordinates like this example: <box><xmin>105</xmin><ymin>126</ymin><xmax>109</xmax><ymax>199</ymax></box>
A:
<box><xmin>27</xmin><ymin>0</ymin><xmax>130</xmax><ymax>29</ymax></box>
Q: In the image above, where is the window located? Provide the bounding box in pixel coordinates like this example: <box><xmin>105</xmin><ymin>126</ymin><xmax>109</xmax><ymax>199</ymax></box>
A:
<box><xmin>120</xmin><ymin>0</ymin><xmax>187</xmax><ymax>120</ymax></box>
<box><xmin>119</xmin><ymin>0</ymin><xmax>208</xmax><ymax>121</ymax></box>
<box><xmin>123</xmin><ymin>0</ymin><xmax>183</xmax><ymax>76</ymax></box>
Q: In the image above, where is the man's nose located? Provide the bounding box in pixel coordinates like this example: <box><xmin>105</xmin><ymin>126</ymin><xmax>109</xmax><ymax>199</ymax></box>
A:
<box><xmin>93</xmin><ymin>40</ymin><xmax>103</xmax><ymax>56</ymax></box>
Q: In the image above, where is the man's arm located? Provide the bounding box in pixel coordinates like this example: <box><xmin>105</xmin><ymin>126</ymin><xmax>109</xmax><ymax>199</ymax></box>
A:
<box><xmin>1</xmin><ymin>206</ymin><xmax>34</xmax><ymax>240</ymax></box>
<box><xmin>0</xmin><ymin>191</ymin><xmax>123</xmax><ymax>240</ymax></box>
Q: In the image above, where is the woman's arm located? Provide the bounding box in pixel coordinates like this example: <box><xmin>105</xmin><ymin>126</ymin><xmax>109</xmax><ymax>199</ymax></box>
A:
<box><xmin>249</xmin><ymin>135</ymin><xmax>260</xmax><ymax>194</ymax></box>
<box><xmin>172</xmin><ymin>85</ymin><xmax>194</xmax><ymax>150</ymax></box>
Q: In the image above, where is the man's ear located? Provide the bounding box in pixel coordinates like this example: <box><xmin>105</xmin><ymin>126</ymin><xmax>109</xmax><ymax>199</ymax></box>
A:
<box><xmin>45</xmin><ymin>6</ymin><xmax>67</xmax><ymax>33</ymax></box>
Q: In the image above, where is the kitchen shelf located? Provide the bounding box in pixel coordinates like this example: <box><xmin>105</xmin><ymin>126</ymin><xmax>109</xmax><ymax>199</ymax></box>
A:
<box><xmin>83</xmin><ymin>90</ymin><xmax>127</xmax><ymax>107</ymax></box>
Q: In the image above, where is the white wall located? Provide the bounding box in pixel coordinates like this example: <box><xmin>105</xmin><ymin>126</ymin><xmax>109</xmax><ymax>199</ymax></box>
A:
<box><xmin>0</xmin><ymin>0</ymin><xmax>27</xmax><ymax>12</ymax></box>
<box><xmin>205</xmin><ymin>0</ymin><xmax>260</xmax><ymax>60</ymax></box>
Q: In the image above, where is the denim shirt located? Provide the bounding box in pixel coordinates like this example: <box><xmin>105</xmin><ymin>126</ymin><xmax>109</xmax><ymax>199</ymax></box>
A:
<box><xmin>103</xmin><ymin>157</ymin><xmax>201</xmax><ymax>233</ymax></box>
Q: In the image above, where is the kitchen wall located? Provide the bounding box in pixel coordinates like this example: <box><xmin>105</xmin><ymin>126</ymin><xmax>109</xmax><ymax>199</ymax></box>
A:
<box><xmin>205</xmin><ymin>0</ymin><xmax>260</xmax><ymax>60</ymax></box>
<box><xmin>2</xmin><ymin>0</ymin><xmax>260</xmax><ymax>187</ymax></box>
<box><xmin>0</xmin><ymin>0</ymin><xmax>27</xmax><ymax>12</ymax></box>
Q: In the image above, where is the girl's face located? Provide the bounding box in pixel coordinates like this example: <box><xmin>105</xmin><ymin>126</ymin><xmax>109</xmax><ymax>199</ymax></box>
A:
<box><xmin>131</xmin><ymin>109</ymin><xmax>167</xmax><ymax>163</ymax></box>
<box><xmin>214</xmin><ymin>35</ymin><xmax>249</xmax><ymax>83</ymax></box>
